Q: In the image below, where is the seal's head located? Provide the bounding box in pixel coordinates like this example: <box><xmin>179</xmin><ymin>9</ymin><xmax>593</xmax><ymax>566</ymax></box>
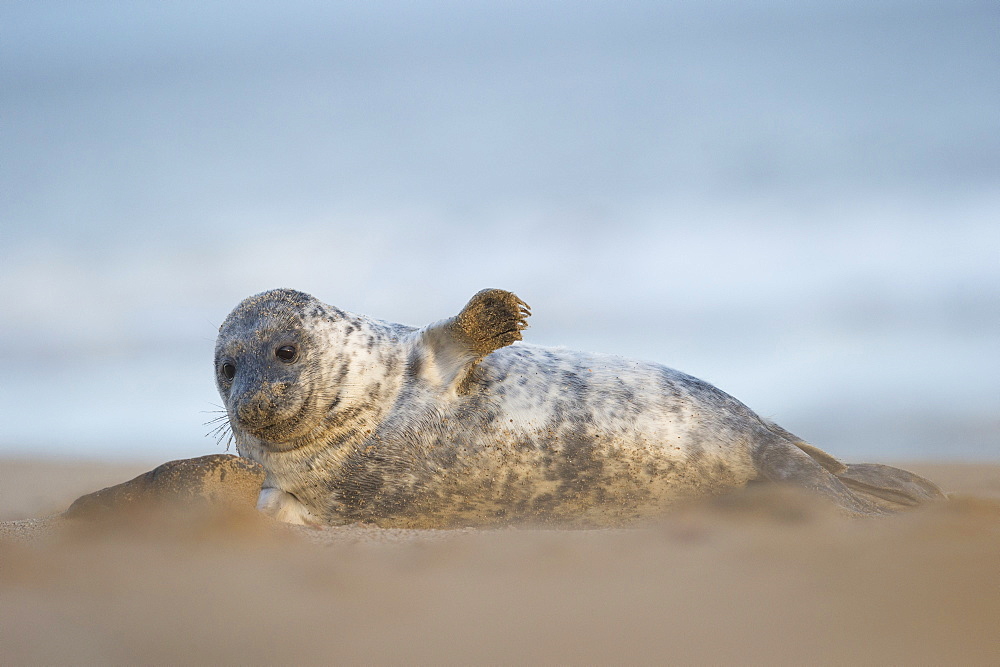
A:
<box><xmin>215</xmin><ymin>289</ymin><xmax>325</xmax><ymax>450</ymax></box>
<box><xmin>216</xmin><ymin>288</ymin><xmax>409</xmax><ymax>459</ymax></box>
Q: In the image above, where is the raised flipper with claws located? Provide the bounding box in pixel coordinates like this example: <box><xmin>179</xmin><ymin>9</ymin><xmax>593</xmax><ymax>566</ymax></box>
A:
<box><xmin>419</xmin><ymin>288</ymin><xmax>531</xmax><ymax>393</ymax></box>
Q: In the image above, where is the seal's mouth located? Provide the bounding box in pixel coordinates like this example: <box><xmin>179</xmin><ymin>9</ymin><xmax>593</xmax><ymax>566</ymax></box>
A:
<box><xmin>233</xmin><ymin>394</ymin><xmax>315</xmax><ymax>449</ymax></box>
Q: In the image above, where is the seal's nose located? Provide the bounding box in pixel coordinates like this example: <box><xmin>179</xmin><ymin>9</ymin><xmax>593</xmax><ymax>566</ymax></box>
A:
<box><xmin>233</xmin><ymin>385</ymin><xmax>282</xmax><ymax>428</ymax></box>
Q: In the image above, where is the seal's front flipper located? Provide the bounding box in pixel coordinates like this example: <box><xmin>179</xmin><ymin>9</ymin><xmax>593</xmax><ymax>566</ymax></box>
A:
<box><xmin>257</xmin><ymin>487</ymin><xmax>322</xmax><ymax>526</ymax></box>
<box><xmin>451</xmin><ymin>288</ymin><xmax>531</xmax><ymax>356</ymax></box>
<box><xmin>835</xmin><ymin>463</ymin><xmax>945</xmax><ymax>509</ymax></box>
<box><xmin>419</xmin><ymin>289</ymin><xmax>530</xmax><ymax>391</ymax></box>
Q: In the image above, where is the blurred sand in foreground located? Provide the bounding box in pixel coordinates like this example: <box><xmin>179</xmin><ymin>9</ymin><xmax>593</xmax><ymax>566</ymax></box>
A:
<box><xmin>2</xmin><ymin>459</ymin><xmax>999</xmax><ymax>664</ymax></box>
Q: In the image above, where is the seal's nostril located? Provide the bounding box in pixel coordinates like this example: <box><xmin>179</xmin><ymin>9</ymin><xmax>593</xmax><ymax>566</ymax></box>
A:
<box><xmin>237</xmin><ymin>395</ymin><xmax>270</xmax><ymax>424</ymax></box>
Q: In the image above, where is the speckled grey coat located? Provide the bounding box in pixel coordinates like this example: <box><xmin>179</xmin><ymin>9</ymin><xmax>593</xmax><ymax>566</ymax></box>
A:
<box><xmin>215</xmin><ymin>288</ymin><xmax>943</xmax><ymax>527</ymax></box>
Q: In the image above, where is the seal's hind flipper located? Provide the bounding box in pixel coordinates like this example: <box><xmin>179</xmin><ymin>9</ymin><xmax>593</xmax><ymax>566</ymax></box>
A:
<box><xmin>791</xmin><ymin>440</ymin><xmax>847</xmax><ymax>474</ymax></box>
<box><xmin>756</xmin><ymin>425</ymin><xmax>944</xmax><ymax>514</ymax></box>
<box><xmin>834</xmin><ymin>463</ymin><xmax>945</xmax><ymax>508</ymax></box>
<box><xmin>419</xmin><ymin>289</ymin><xmax>530</xmax><ymax>392</ymax></box>
<box><xmin>751</xmin><ymin>435</ymin><xmax>887</xmax><ymax>516</ymax></box>
<box><xmin>763</xmin><ymin>421</ymin><xmax>847</xmax><ymax>474</ymax></box>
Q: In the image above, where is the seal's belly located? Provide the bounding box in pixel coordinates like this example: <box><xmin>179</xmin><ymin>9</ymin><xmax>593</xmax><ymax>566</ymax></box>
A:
<box><xmin>366</xmin><ymin>426</ymin><xmax>756</xmax><ymax>529</ymax></box>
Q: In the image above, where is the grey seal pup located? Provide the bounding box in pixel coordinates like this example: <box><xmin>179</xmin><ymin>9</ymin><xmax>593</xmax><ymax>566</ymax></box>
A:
<box><xmin>215</xmin><ymin>288</ymin><xmax>943</xmax><ymax>527</ymax></box>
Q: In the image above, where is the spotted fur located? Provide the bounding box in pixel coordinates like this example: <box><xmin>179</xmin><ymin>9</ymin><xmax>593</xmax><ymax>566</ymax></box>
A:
<box><xmin>215</xmin><ymin>288</ymin><xmax>943</xmax><ymax>527</ymax></box>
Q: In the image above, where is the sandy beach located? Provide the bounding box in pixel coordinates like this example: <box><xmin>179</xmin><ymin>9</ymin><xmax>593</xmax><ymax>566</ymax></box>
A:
<box><xmin>2</xmin><ymin>458</ymin><xmax>998</xmax><ymax>664</ymax></box>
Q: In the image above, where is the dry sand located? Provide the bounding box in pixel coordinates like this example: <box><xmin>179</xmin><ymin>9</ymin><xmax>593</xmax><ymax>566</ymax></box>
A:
<box><xmin>2</xmin><ymin>458</ymin><xmax>999</xmax><ymax>664</ymax></box>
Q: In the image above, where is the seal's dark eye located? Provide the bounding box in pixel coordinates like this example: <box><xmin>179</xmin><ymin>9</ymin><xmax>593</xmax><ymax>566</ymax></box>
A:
<box><xmin>276</xmin><ymin>345</ymin><xmax>297</xmax><ymax>362</ymax></box>
<box><xmin>222</xmin><ymin>362</ymin><xmax>236</xmax><ymax>380</ymax></box>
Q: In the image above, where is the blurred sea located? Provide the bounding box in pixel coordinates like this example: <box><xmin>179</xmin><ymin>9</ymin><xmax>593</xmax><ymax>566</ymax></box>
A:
<box><xmin>1</xmin><ymin>1</ymin><xmax>997</xmax><ymax>461</ymax></box>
